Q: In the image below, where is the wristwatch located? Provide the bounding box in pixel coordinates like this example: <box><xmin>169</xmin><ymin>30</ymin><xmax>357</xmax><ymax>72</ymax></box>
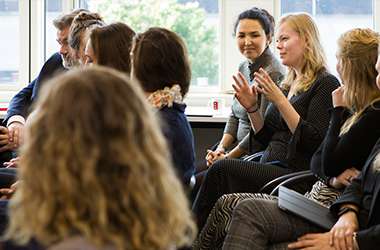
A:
<box><xmin>338</xmin><ymin>206</ymin><xmax>358</xmax><ymax>217</ymax></box>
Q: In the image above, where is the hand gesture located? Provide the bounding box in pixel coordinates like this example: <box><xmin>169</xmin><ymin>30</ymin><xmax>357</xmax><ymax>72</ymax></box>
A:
<box><xmin>329</xmin><ymin>167</ymin><xmax>360</xmax><ymax>189</ymax></box>
<box><xmin>0</xmin><ymin>181</ymin><xmax>19</xmax><ymax>200</ymax></box>
<box><xmin>254</xmin><ymin>68</ymin><xmax>286</xmax><ymax>105</ymax></box>
<box><xmin>3</xmin><ymin>157</ymin><xmax>20</xmax><ymax>168</ymax></box>
<box><xmin>232</xmin><ymin>72</ymin><xmax>258</xmax><ymax>110</ymax></box>
<box><xmin>205</xmin><ymin>149</ymin><xmax>226</xmax><ymax>166</ymax></box>
<box><xmin>0</xmin><ymin>126</ymin><xmax>11</xmax><ymax>153</ymax></box>
<box><xmin>8</xmin><ymin>121</ymin><xmax>24</xmax><ymax>149</ymax></box>
<box><xmin>288</xmin><ymin>232</ymin><xmax>335</xmax><ymax>250</ymax></box>
<box><xmin>332</xmin><ymin>86</ymin><xmax>347</xmax><ymax>108</ymax></box>
<box><xmin>330</xmin><ymin>211</ymin><xmax>359</xmax><ymax>250</ymax></box>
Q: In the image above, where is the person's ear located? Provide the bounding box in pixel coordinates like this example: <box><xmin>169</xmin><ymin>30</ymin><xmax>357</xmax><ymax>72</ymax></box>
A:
<box><xmin>266</xmin><ymin>35</ymin><xmax>272</xmax><ymax>47</ymax></box>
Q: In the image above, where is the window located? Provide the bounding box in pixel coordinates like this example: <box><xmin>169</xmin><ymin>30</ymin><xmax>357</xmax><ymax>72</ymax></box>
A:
<box><xmin>0</xmin><ymin>0</ymin><xmax>19</xmax><ymax>85</ymax></box>
<box><xmin>45</xmin><ymin>0</ymin><xmax>63</xmax><ymax>59</ymax></box>
<box><xmin>79</xmin><ymin>0</ymin><xmax>219</xmax><ymax>89</ymax></box>
<box><xmin>0</xmin><ymin>0</ymin><xmax>378</xmax><ymax>104</ymax></box>
<box><xmin>281</xmin><ymin>0</ymin><xmax>373</xmax><ymax>76</ymax></box>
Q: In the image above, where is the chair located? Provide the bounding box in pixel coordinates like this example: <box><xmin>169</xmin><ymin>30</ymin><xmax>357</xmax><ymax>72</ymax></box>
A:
<box><xmin>259</xmin><ymin>170</ymin><xmax>317</xmax><ymax>196</ymax></box>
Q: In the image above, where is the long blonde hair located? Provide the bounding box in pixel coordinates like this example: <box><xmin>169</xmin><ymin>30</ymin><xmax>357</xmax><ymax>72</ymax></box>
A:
<box><xmin>337</xmin><ymin>28</ymin><xmax>380</xmax><ymax>134</ymax></box>
<box><xmin>5</xmin><ymin>67</ymin><xmax>196</xmax><ymax>250</ymax></box>
<box><xmin>279</xmin><ymin>13</ymin><xmax>327</xmax><ymax>93</ymax></box>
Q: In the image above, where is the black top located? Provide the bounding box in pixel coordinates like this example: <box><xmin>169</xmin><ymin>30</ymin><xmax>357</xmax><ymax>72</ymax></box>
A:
<box><xmin>330</xmin><ymin>138</ymin><xmax>380</xmax><ymax>250</ymax></box>
<box><xmin>311</xmin><ymin>101</ymin><xmax>380</xmax><ymax>183</ymax></box>
<box><xmin>251</xmin><ymin>71</ymin><xmax>340</xmax><ymax>171</ymax></box>
<box><xmin>158</xmin><ymin>103</ymin><xmax>195</xmax><ymax>185</ymax></box>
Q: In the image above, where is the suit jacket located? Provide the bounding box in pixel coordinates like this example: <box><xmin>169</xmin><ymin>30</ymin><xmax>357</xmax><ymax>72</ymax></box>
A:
<box><xmin>330</xmin><ymin>138</ymin><xmax>380</xmax><ymax>250</ymax></box>
<box><xmin>4</xmin><ymin>53</ymin><xmax>66</xmax><ymax>124</ymax></box>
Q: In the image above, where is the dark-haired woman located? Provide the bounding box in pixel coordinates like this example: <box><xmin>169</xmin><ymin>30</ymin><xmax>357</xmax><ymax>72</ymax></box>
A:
<box><xmin>131</xmin><ymin>27</ymin><xmax>196</xmax><ymax>186</ymax></box>
<box><xmin>205</xmin><ymin>7</ymin><xmax>285</xmax><ymax>166</ymax></box>
<box><xmin>84</xmin><ymin>22</ymin><xmax>135</xmax><ymax>74</ymax></box>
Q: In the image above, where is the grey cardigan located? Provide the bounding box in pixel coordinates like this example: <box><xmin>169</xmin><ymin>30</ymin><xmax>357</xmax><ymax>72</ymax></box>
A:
<box><xmin>223</xmin><ymin>47</ymin><xmax>285</xmax><ymax>152</ymax></box>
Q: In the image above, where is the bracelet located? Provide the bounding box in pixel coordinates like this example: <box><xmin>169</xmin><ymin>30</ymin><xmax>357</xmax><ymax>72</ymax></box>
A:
<box><xmin>352</xmin><ymin>232</ymin><xmax>359</xmax><ymax>250</ymax></box>
<box><xmin>246</xmin><ymin>104</ymin><xmax>259</xmax><ymax>114</ymax></box>
<box><xmin>338</xmin><ymin>206</ymin><xmax>359</xmax><ymax>217</ymax></box>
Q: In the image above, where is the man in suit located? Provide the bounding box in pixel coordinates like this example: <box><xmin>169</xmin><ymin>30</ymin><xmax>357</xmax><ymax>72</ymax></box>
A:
<box><xmin>3</xmin><ymin>9</ymin><xmax>86</xmax><ymax>150</ymax></box>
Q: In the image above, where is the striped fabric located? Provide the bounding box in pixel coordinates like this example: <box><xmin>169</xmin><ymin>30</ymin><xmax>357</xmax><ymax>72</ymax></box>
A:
<box><xmin>193</xmin><ymin>181</ymin><xmax>341</xmax><ymax>250</ymax></box>
<box><xmin>304</xmin><ymin>181</ymin><xmax>342</xmax><ymax>207</ymax></box>
<box><xmin>193</xmin><ymin>193</ymin><xmax>276</xmax><ymax>250</ymax></box>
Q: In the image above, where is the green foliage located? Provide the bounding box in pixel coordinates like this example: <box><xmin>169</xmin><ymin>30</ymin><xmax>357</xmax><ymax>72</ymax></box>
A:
<box><xmin>94</xmin><ymin>0</ymin><xmax>218</xmax><ymax>85</ymax></box>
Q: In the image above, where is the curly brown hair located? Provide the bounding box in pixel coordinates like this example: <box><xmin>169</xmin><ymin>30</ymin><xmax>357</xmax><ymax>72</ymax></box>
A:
<box><xmin>5</xmin><ymin>66</ymin><xmax>196</xmax><ymax>250</ymax></box>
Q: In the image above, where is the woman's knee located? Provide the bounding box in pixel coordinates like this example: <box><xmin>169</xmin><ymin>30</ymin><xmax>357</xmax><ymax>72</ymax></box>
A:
<box><xmin>233</xmin><ymin>198</ymin><xmax>277</xmax><ymax>223</ymax></box>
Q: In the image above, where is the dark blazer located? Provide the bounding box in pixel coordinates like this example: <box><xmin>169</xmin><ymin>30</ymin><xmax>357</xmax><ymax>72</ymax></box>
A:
<box><xmin>4</xmin><ymin>53</ymin><xmax>65</xmax><ymax>124</ymax></box>
<box><xmin>330</xmin><ymin>138</ymin><xmax>380</xmax><ymax>250</ymax></box>
<box><xmin>252</xmin><ymin>71</ymin><xmax>340</xmax><ymax>171</ymax></box>
<box><xmin>158</xmin><ymin>103</ymin><xmax>195</xmax><ymax>185</ymax></box>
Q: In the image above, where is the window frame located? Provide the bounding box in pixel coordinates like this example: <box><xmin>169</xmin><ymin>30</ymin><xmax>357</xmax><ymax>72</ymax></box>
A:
<box><xmin>1</xmin><ymin>0</ymin><xmax>379</xmax><ymax>104</ymax></box>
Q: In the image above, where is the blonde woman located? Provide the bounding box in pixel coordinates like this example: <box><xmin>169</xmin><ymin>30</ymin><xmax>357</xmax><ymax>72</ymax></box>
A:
<box><xmin>4</xmin><ymin>67</ymin><xmax>196</xmax><ymax>250</ymax></box>
<box><xmin>223</xmin><ymin>28</ymin><xmax>380</xmax><ymax>250</ymax></box>
<box><xmin>192</xmin><ymin>13</ymin><xmax>340</xmax><ymax>232</ymax></box>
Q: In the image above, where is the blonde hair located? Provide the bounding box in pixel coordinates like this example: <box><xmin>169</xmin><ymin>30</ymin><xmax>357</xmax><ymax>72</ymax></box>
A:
<box><xmin>336</xmin><ymin>28</ymin><xmax>380</xmax><ymax>134</ymax></box>
<box><xmin>279</xmin><ymin>13</ymin><xmax>327</xmax><ymax>93</ymax></box>
<box><xmin>5</xmin><ymin>66</ymin><xmax>196</xmax><ymax>250</ymax></box>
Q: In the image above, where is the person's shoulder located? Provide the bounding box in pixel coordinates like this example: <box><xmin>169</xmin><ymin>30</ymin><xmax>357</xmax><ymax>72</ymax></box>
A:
<box><xmin>262</xmin><ymin>50</ymin><xmax>285</xmax><ymax>76</ymax></box>
<box><xmin>365</xmin><ymin>99</ymin><xmax>380</xmax><ymax>112</ymax></box>
<box><xmin>238</xmin><ymin>60</ymin><xmax>249</xmax><ymax>71</ymax></box>
<box><xmin>45</xmin><ymin>52</ymin><xmax>63</xmax><ymax>65</ymax></box>
<box><xmin>314</xmin><ymin>70</ymin><xmax>340</xmax><ymax>88</ymax></box>
<box><xmin>40</xmin><ymin>53</ymin><xmax>64</xmax><ymax>73</ymax></box>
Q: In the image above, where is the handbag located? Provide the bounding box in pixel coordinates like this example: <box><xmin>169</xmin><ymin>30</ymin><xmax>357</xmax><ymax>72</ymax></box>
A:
<box><xmin>304</xmin><ymin>181</ymin><xmax>342</xmax><ymax>208</ymax></box>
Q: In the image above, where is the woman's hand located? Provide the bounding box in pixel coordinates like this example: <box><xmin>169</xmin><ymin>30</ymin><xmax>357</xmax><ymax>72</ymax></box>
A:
<box><xmin>8</xmin><ymin>121</ymin><xmax>25</xmax><ymax>149</ymax></box>
<box><xmin>205</xmin><ymin>150</ymin><xmax>226</xmax><ymax>166</ymax></box>
<box><xmin>288</xmin><ymin>232</ymin><xmax>335</xmax><ymax>250</ymax></box>
<box><xmin>3</xmin><ymin>157</ymin><xmax>20</xmax><ymax>168</ymax></box>
<box><xmin>0</xmin><ymin>126</ymin><xmax>11</xmax><ymax>153</ymax></box>
<box><xmin>329</xmin><ymin>167</ymin><xmax>360</xmax><ymax>189</ymax></box>
<box><xmin>332</xmin><ymin>86</ymin><xmax>347</xmax><ymax>108</ymax></box>
<box><xmin>0</xmin><ymin>181</ymin><xmax>19</xmax><ymax>200</ymax></box>
<box><xmin>254</xmin><ymin>68</ymin><xmax>286</xmax><ymax>105</ymax></box>
<box><xmin>232</xmin><ymin>72</ymin><xmax>258</xmax><ymax>110</ymax></box>
<box><xmin>330</xmin><ymin>211</ymin><xmax>359</xmax><ymax>250</ymax></box>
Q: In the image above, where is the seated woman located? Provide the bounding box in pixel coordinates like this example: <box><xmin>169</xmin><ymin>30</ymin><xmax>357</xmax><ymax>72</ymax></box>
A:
<box><xmin>84</xmin><ymin>22</ymin><xmax>135</xmax><ymax>74</ymax></box>
<box><xmin>2</xmin><ymin>66</ymin><xmax>196</xmax><ymax>250</ymax></box>
<box><xmin>192</xmin><ymin>13</ymin><xmax>340</xmax><ymax>231</ymax></box>
<box><xmin>194</xmin><ymin>28</ymin><xmax>380</xmax><ymax>250</ymax></box>
<box><xmin>224</xmin><ymin>137</ymin><xmax>380</xmax><ymax>250</ymax></box>
<box><xmin>204</xmin><ymin>7</ymin><xmax>284</xmax><ymax>166</ymax></box>
<box><xmin>68</xmin><ymin>11</ymin><xmax>105</xmax><ymax>65</ymax></box>
<box><xmin>130</xmin><ymin>27</ymin><xmax>196</xmax><ymax>186</ymax></box>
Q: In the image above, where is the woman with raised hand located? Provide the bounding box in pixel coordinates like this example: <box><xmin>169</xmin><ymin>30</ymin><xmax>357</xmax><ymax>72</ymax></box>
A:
<box><xmin>222</xmin><ymin>28</ymin><xmax>380</xmax><ymax>250</ymax></box>
<box><xmin>192</xmin><ymin>13</ymin><xmax>340</xmax><ymax>233</ymax></box>
<box><xmin>204</xmin><ymin>7</ymin><xmax>285</xmax><ymax>166</ymax></box>
<box><xmin>3</xmin><ymin>66</ymin><xmax>196</xmax><ymax>250</ymax></box>
<box><xmin>131</xmin><ymin>27</ymin><xmax>196</xmax><ymax>186</ymax></box>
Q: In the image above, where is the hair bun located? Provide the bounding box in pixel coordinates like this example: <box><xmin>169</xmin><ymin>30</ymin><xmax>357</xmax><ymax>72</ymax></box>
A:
<box><xmin>74</xmin><ymin>11</ymin><xmax>103</xmax><ymax>23</ymax></box>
